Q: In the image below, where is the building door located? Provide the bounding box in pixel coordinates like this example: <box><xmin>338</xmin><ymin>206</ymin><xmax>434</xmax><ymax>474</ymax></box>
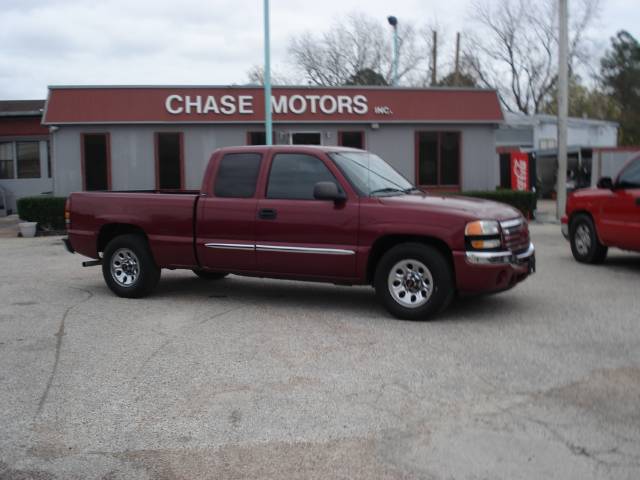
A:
<box><xmin>255</xmin><ymin>152</ymin><xmax>358</xmax><ymax>278</ymax></box>
<box><xmin>290</xmin><ymin>132</ymin><xmax>322</xmax><ymax>145</ymax></box>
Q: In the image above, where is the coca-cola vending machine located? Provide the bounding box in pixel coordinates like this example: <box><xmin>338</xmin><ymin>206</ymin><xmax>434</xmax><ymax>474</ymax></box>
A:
<box><xmin>510</xmin><ymin>152</ymin><xmax>530</xmax><ymax>191</ymax></box>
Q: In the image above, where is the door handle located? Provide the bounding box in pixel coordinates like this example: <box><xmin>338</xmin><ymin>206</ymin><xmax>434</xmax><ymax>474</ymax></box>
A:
<box><xmin>258</xmin><ymin>208</ymin><xmax>277</xmax><ymax>220</ymax></box>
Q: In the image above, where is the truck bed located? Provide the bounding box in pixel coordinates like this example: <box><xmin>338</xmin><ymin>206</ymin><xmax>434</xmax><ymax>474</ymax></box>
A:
<box><xmin>68</xmin><ymin>190</ymin><xmax>200</xmax><ymax>268</ymax></box>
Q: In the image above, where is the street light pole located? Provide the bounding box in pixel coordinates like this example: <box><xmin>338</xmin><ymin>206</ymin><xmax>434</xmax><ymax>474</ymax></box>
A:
<box><xmin>557</xmin><ymin>0</ymin><xmax>568</xmax><ymax>218</ymax></box>
<box><xmin>387</xmin><ymin>16</ymin><xmax>398</xmax><ymax>86</ymax></box>
<box><xmin>263</xmin><ymin>0</ymin><xmax>273</xmax><ymax>145</ymax></box>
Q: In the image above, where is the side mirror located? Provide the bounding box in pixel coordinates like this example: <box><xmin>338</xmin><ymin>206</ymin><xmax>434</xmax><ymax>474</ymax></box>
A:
<box><xmin>313</xmin><ymin>181</ymin><xmax>345</xmax><ymax>202</ymax></box>
<box><xmin>597</xmin><ymin>177</ymin><xmax>613</xmax><ymax>189</ymax></box>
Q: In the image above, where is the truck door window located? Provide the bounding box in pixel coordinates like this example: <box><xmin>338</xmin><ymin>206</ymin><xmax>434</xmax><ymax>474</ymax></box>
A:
<box><xmin>214</xmin><ymin>153</ymin><xmax>262</xmax><ymax>198</ymax></box>
<box><xmin>266</xmin><ymin>153</ymin><xmax>341</xmax><ymax>200</ymax></box>
<box><xmin>618</xmin><ymin>159</ymin><xmax>640</xmax><ymax>188</ymax></box>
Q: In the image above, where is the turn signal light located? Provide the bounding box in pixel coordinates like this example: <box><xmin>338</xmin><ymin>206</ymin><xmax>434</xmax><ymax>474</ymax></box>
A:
<box><xmin>471</xmin><ymin>239</ymin><xmax>501</xmax><ymax>249</ymax></box>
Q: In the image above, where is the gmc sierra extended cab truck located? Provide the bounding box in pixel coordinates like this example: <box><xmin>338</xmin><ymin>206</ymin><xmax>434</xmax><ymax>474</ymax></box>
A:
<box><xmin>561</xmin><ymin>154</ymin><xmax>640</xmax><ymax>263</ymax></box>
<box><xmin>63</xmin><ymin>145</ymin><xmax>535</xmax><ymax>320</ymax></box>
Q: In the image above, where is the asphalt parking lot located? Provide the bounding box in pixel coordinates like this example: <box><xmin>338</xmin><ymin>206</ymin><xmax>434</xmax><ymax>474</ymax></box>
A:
<box><xmin>1</xmin><ymin>223</ymin><xmax>639</xmax><ymax>479</ymax></box>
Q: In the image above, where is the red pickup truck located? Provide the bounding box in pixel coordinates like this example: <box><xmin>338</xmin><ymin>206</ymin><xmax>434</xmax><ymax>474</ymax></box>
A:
<box><xmin>63</xmin><ymin>145</ymin><xmax>534</xmax><ymax>320</ymax></box>
<box><xmin>561</xmin><ymin>155</ymin><xmax>640</xmax><ymax>263</ymax></box>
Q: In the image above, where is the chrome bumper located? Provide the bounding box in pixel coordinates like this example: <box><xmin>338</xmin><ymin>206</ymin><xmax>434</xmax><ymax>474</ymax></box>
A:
<box><xmin>465</xmin><ymin>242</ymin><xmax>535</xmax><ymax>266</ymax></box>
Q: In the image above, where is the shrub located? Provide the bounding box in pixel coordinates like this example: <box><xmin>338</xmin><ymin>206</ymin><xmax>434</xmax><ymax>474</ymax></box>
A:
<box><xmin>17</xmin><ymin>196</ymin><xmax>67</xmax><ymax>231</ymax></box>
<box><xmin>458</xmin><ymin>190</ymin><xmax>537</xmax><ymax>218</ymax></box>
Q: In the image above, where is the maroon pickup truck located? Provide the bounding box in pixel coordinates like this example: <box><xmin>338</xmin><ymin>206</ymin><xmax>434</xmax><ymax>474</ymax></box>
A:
<box><xmin>63</xmin><ymin>145</ymin><xmax>534</xmax><ymax>320</ymax></box>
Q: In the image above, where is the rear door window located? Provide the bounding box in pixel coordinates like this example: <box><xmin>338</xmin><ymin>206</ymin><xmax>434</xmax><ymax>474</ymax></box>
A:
<box><xmin>214</xmin><ymin>153</ymin><xmax>262</xmax><ymax>198</ymax></box>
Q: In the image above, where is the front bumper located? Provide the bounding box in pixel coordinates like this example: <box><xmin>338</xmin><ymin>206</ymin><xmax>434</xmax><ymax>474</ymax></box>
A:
<box><xmin>464</xmin><ymin>242</ymin><xmax>535</xmax><ymax>267</ymax></box>
<box><xmin>62</xmin><ymin>237</ymin><xmax>74</xmax><ymax>254</ymax></box>
<box><xmin>561</xmin><ymin>215</ymin><xmax>569</xmax><ymax>240</ymax></box>
<box><xmin>453</xmin><ymin>242</ymin><xmax>535</xmax><ymax>294</ymax></box>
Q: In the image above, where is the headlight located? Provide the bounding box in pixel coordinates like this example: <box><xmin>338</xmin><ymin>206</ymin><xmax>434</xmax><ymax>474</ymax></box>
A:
<box><xmin>465</xmin><ymin>220</ymin><xmax>502</xmax><ymax>250</ymax></box>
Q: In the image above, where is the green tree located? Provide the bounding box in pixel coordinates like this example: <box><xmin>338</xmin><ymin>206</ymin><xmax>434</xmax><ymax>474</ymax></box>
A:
<box><xmin>437</xmin><ymin>71</ymin><xmax>477</xmax><ymax>88</ymax></box>
<box><xmin>541</xmin><ymin>79</ymin><xmax>618</xmax><ymax>120</ymax></box>
<box><xmin>601</xmin><ymin>30</ymin><xmax>640</xmax><ymax>145</ymax></box>
<box><xmin>345</xmin><ymin>68</ymin><xmax>388</xmax><ymax>86</ymax></box>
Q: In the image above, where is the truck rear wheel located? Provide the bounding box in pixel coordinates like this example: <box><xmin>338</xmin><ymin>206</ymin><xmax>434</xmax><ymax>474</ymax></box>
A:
<box><xmin>374</xmin><ymin>243</ymin><xmax>453</xmax><ymax>320</ymax></box>
<box><xmin>102</xmin><ymin>234</ymin><xmax>160</xmax><ymax>298</ymax></box>
<box><xmin>570</xmin><ymin>214</ymin><xmax>607</xmax><ymax>264</ymax></box>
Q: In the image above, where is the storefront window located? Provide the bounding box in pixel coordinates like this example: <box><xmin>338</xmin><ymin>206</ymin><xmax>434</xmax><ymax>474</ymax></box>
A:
<box><xmin>0</xmin><ymin>142</ymin><xmax>14</xmax><ymax>179</ymax></box>
<box><xmin>416</xmin><ymin>131</ymin><xmax>460</xmax><ymax>186</ymax></box>
<box><xmin>247</xmin><ymin>131</ymin><xmax>266</xmax><ymax>145</ymax></box>
<box><xmin>290</xmin><ymin>132</ymin><xmax>321</xmax><ymax>145</ymax></box>
<box><xmin>82</xmin><ymin>134</ymin><xmax>110</xmax><ymax>191</ymax></box>
<box><xmin>338</xmin><ymin>131</ymin><xmax>365</xmax><ymax>149</ymax></box>
<box><xmin>156</xmin><ymin>133</ymin><xmax>182</xmax><ymax>189</ymax></box>
<box><xmin>16</xmin><ymin>142</ymin><xmax>40</xmax><ymax>179</ymax></box>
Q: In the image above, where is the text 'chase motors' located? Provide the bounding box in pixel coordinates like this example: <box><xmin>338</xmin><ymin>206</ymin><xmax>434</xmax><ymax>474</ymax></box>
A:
<box><xmin>165</xmin><ymin>93</ymin><xmax>369</xmax><ymax>116</ymax></box>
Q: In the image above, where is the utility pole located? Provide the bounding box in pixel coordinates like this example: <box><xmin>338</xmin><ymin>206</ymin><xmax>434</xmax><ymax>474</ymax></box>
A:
<box><xmin>557</xmin><ymin>0</ymin><xmax>568</xmax><ymax>218</ymax></box>
<box><xmin>454</xmin><ymin>32</ymin><xmax>461</xmax><ymax>86</ymax></box>
<box><xmin>263</xmin><ymin>0</ymin><xmax>273</xmax><ymax>145</ymax></box>
<box><xmin>431</xmin><ymin>30</ymin><xmax>438</xmax><ymax>86</ymax></box>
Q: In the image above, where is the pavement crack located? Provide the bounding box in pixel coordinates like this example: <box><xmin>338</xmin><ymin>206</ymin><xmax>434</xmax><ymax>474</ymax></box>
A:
<box><xmin>35</xmin><ymin>287</ymin><xmax>94</xmax><ymax>418</ymax></box>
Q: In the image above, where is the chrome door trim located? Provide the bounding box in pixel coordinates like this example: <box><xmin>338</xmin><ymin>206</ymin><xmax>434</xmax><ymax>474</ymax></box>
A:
<box><xmin>255</xmin><ymin>244</ymin><xmax>355</xmax><ymax>255</ymax></box>
<box><xmin>204</xmin><ymin>242</ymin><xmax>256</xmax><ymax>251</ymax></box>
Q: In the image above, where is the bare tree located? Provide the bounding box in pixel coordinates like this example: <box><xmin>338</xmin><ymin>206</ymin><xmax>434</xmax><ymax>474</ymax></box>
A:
<box><xmin>288</xmin><ymin>13</ymin><xmax>428</xmax><ymax>86</ymax></box>
<box><xmin>463</xmin><ymin>0</ymin><xmax>599</xmax><ymax>114</ymax></box>
<box><xmin>245</xmin><ymin>65</ymin><xmax>297</xmax><ymax>85</ymax></box>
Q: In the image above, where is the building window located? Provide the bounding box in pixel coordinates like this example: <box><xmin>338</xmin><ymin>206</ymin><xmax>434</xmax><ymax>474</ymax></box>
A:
<box><xmin>247</xmin><ymin>131</ymin><xmax>266</xmax><ymax>145</ymax></box>
<box><xmin>338</xmin><ymin>131</ymin><xmax>365</xmax><ymax>149</ymax></box>
<box><xmin>290</xmin><ymin>132</ymin><xmax>321</xmax><ymax>145</ymax></box>
<box><xmin>156</xmin><ymin>133</ymin><xmax>183</xmax><ymax>189</ymax></box>
<box><xmin>266</xmin><ymin>153</ymin><xmax>339</xmax><ymax>200</ymax></box>
<box><xmin>416</xmin><ymin>131</ymin><xmax>461</xmax><ymax>186</ymax></box>
<box><xmin>16</xmin><ymin>142</ymin><xmax>40</xmax><ymax>179</ymax></box>
<box><xmin>214</xmin><ymin>153</ymin><xmax>262</xmax><ymax>198</ymax></box>
<box><xmin>0</xmin><ymin>142</ymin><xmax>14</xmax><ymax>179</ymax></box>
<box><xmin>82</xmin><ymin>133</ymin><xmax>110</xmax><ymax>191</ymax></box>
<box><xmin>47</xmin><ymin>141</ymin><xmax>52</xmax><ymax>178</ymax></box>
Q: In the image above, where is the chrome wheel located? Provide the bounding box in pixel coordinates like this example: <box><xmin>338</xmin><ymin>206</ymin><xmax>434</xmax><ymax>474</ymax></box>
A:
<box><xmin>387</xmin><ymin>259</ymin><xmax>434</xmax><ymax>308</ymax></box>
<box><xmin>574</xmin><ymin>224</ymin><xmax>592</xmax><ymax>256</ymax></box>
<box><xmin>110</xmin><ymin>248</ymin><xmax>140</xmax><ymax>287</ymax></box>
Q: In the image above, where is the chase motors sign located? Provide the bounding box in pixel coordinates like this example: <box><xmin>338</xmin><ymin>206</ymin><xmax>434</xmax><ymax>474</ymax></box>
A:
<box><xmin>164</xmin><ymin>93</ymin><xmax>395</xmax><ymax>116</ymax></box>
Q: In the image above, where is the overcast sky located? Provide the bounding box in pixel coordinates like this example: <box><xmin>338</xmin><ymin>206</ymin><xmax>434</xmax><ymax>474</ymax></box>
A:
<box><xmin>0</xmin><ymin>0</ymin><xmax>637</xmax><ymax>100</ymax></box>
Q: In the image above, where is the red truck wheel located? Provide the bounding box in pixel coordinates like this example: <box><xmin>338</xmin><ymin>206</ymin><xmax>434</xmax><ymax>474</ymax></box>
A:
<box><xmin>102</xmin><ymin>234</ymin><xmax>161</xmax><ymax>298</ymax></box>
<box><xmin>374</xmin><ymin>243</ymin><xmax>454</xmax><ymax>320</ymax></box>
<box><xmin>569</xmin><ymin>214</ymin><xmax>608</xmax><ymax>264</ymax></box>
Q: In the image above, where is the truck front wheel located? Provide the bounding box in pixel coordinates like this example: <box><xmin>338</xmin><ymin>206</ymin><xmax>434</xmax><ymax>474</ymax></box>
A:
<box><xmin>102</xmin><ymin>234</ymin><xmax>161</xmax><ymax>298</ymax></box>
<box><xmin>569</xmin><ymin>214</ymin><xmax>608</xmax><ymax>264</ymax></box>
<box><xmin>374</xmin><ymin>243</ymin><xmax>454</xmax><ymax>320</ymax></box>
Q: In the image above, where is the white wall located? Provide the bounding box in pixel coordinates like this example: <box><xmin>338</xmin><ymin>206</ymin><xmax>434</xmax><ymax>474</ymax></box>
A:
<box><xmin>51</xmin><ymin>122</ymin><xmax>501</xmax><ymax>197</ymax></box>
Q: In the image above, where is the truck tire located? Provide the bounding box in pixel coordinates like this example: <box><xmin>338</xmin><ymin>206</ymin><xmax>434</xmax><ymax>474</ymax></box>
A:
<box><xmin>102</xmin><ymin>234</ymin><xmax>161</xmax><ymax>298</ymax></box>
<box><xmin>374</xmin><ymin>243</ymin><xmax>454</xmax><ymax>320</ymax></box>
<box><xmin>192</xmin><ymin>270</ymin><xmax>228</xmax><ymax>280</ymax></box>
<box><xmin>570</xmin><ymin>214</ymin><xmax>607</xmax><ymax>264</ymax></box>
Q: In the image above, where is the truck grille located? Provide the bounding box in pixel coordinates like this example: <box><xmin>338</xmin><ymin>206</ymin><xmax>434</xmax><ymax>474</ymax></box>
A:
<box><xmin>500</xmin><ymin>218</ymin><xmax>530</xmax><ymax>254</ymax></box>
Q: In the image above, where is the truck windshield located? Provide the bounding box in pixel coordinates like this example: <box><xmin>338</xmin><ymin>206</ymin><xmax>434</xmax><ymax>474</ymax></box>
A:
<box><xmin>329</xmin><ymin>151</ymin><xmax>415</xmax><ymax>196</ymax></box>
